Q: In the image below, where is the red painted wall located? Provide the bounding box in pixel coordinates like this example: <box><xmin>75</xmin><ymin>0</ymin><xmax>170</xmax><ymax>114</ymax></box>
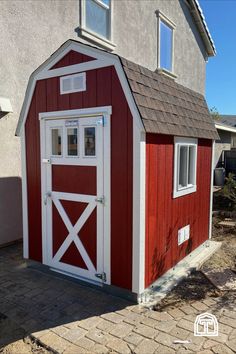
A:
<box><xmin>25</xmin><ymin>59</ymin><xmax>133</xmax><ymax>289</ymax></box>
<box><xmin>145</xmin><ymin>134</ymin><xmax>212</xmax><ymax>288</ymax></box>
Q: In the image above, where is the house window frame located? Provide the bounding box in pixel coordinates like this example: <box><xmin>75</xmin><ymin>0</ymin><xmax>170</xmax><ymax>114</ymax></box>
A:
<box><xmin>173</xmin><ymin>137</ymin><xmax>198</xmax><ymax>198</ymax></box>
<box><xmin>80</xmin><ymin>0</ymin><xmax>116</xmax><ymax>51</ymax></box>
<box><xmin>156</xmin><ymin>10</ymin><xmax>176</xmax><ymax>79</ymax></box>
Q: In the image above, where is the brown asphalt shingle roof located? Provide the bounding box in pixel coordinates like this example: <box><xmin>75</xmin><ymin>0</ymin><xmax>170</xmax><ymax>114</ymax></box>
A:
<box><xmin>120</xmin><ymin>57</ymin><xmax>219</xmax><ymax>140</ymax></box>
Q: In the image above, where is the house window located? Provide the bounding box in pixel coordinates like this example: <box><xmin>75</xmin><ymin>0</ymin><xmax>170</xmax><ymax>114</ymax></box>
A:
<box><xmin>85</xmin><ymin>0</ymin><xmax>110</xmax><ymax>39</ymax></box>
<box><xmin>173</xmin><ymin>137</ymin><xmax>198</xmax><ymax>198</ymax></box>
<box><xmin>80</xmin><ymin>0</ymin><xmax>115</xmax><ymax>50</ymax></box>
<box><xmin>156</xmin><ymin>11</ymin><xmax>175</xmax><ymax>76</ymax></box>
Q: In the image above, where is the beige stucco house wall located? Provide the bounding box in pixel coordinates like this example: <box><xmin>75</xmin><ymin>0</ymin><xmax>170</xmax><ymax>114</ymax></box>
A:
<box><xmin>0</xmin><ymin>0</ymin><xmax>214</xmax><ymax>245</ymax></box>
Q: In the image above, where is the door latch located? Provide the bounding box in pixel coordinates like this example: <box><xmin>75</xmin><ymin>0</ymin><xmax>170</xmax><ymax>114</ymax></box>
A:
<box><xmin>95</xmin><ymin>196</ymin><xmax>105</xmax><ymax>205</ymax></box>
<box><xmin>42</xmin><ymin>158</ymin><xmax>51</xmax><ymax>164</ymax></box>
<box><xmin>95</xmin><ymin>272</ymin><xmax>106</xmax><ymax>282</ymax></box>
<box><xmin>44</xmin><ymin>192</ymin><xmax>51</xmax><ymax>205</ymax></box>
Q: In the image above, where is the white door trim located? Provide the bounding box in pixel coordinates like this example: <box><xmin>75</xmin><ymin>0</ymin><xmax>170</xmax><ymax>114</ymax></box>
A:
<box><xmin>40</xmin><ymin>107</ymin><xmax>111</xmax><ymax>285</ymax></box>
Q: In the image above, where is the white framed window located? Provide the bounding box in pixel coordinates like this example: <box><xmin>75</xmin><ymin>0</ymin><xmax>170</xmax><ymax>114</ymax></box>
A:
<box><xmin>156</xmin><ymin>11</ymin><xmax>176</xmax><ymax>78</ymax></box>
<box><xmin>80</xmin><ymin>0</ymin><xmax>115</xmax><ymax>51</ymax></box>
<box><xmin>173</xmin><ymin>137</ymin><xmax>198</xmax><ymax>198</ymax></box>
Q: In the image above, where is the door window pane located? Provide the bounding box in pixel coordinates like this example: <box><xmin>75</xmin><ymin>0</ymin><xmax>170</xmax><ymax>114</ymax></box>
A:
<box><xmin>84</xmin><ymin>127</ymin><xmax>96</xmax><ymax>156</ymax></box>
<box><xmin>67</xmin><ymin>128</ymin><xmax>78</xmax><ymax>156</ymax></box>
<box><xmin>85</xmin><ymin>0</ymin><xmax>110</xmax><ymax>39</ymax></box>
<box><xmin>51</xmin><ymin>129</ymin><xmax>62</xmax><ymax>156</ymax></box>
<box><xmin>178</xmin><ymin>146</ymin><xmax>188</xmax><ymax>188</ymax></box>
<box><xmin>160</xmin><ymin>20</ymin><xmax>173</xmax><ymax>72</ymax></box>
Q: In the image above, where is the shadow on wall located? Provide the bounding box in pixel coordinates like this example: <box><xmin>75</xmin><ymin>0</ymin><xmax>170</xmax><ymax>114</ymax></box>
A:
<box><xmin>0</xmin><ymin>177</ymin><xmax>23</xmax><ymax>245</ymax></box>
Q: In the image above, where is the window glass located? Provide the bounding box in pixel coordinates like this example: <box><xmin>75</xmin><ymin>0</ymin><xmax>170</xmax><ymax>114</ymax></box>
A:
<box><xmin>84</xmin><ymin>127</ymin><xmax>96</xmax><ymax>156</ymax></box>
<box><xmin>51</xmin><ymin>129</ymin><xmax>62</xmax><ymax>156</ymax></box>
<box><xmin>67</xmin><ymin>128</ymin><xmax>78</xmax><ymax>156</ymax></box>
<box><xmin>160</xmin><ymin>20</ymin><xmax>173</xmax><ymax>72</ymax></box>
<box><xmin>178</xmin><ymin>146</ymin><xmax>188</xmax><ymax>188</ymax></box>
<box><xmin>85</xmin><ymin>0</ymin><xmax>110</xmax><ymax>39</ymax></box>
<box><xmin>188</xmin><ymin>146</ymin><xmax>196</xmax><ymax>185</ymax></box>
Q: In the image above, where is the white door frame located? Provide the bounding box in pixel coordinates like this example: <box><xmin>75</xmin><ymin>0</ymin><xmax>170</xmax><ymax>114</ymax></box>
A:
<box><xmin>39</xmin><ymin>106</ymin><xmax>111</xmax><ymax>285</ymax></box>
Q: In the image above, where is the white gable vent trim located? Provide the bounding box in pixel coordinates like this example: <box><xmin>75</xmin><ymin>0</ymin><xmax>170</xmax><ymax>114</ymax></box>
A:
<box><xmin>60</xmin><ymin>72</ymin><xmax>86</xmax><ymax>95</ymax></box>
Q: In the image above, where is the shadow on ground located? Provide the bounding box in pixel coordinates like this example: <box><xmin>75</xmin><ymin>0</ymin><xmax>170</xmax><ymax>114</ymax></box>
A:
<box><xmin>0</xmin><ymin>243</ymin><xmax>131</xmax><ymax>348</ymax></box>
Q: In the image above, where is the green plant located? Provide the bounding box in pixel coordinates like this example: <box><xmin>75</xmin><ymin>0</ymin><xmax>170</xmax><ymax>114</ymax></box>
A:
<box><xmin>210</xmin><ymin>106</ymin><xmax>220</xmax><ymax>121</ymax></box>
<box><xmin>222</xmin><ymin>173</ymin><xmax>236</xmax><ymax>206</ymax></box>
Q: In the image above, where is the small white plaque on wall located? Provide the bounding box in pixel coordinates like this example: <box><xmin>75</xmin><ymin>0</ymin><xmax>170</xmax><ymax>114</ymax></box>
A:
<box><xmin>178</xmin><ymin>225</ymin><xmax>190</xmax><ymax>246</ymax></box>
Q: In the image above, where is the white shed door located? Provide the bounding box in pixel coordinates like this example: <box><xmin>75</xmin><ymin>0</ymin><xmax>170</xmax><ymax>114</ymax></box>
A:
<box><xmin>43</xmin><ymin>116</ymin><xmax>106</xmax><ymax>283</ymax></box>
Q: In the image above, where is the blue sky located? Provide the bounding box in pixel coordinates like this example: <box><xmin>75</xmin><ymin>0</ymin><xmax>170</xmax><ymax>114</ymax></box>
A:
<box><xmin>199</xmin><ymin>0</ymin><xmax>236</xmax><ymax>114</ymax></box>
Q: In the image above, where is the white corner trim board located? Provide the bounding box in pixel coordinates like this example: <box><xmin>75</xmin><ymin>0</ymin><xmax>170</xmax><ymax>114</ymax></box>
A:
<box><xmin>132</xmin><ymin>128</ymin><xmax>146</xmax><ymax>295</ymax></box>
<box><xmin>209</xmin><ymin>140</ymin><xmax>215</xmax><ymax>239</ymax></box>
<box><xmin>21</xmin><ymin>127</ymin><xmax>29</xmax><ymax>259</ymax></box>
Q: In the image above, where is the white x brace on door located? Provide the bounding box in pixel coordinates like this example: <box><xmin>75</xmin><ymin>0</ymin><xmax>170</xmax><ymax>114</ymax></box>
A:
<box><xmin>40</xmin><ymin>108</ymin><xmax>111</xmax><ymax>285</ymax></box>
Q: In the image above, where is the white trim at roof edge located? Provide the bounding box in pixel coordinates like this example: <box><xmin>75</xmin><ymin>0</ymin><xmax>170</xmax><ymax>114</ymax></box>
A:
<box><xmin>215</xmin><ymin>123</ymin><xmax>236</xmax><ymax>134</ymax></box>
<box><xmin>187</xmin><ymin>0</ymin><xmax>216</xmax><ymax>56</ymax></box>
<box><xmin>15</xmin><ymin>40</ymin><xmax>144</xmax><ymax>136</ymax></box>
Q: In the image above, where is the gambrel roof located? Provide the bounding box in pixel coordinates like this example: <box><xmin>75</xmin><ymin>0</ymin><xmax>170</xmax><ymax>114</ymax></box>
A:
<box><xmin>121</xmin><ymin>57</ymin><xmax>219</xmax><ymax>139</ymax></box>
<box><xmin>16</xmin><ymin>40</ymin><xmax>218</xmax><ymax>140</ymax></box>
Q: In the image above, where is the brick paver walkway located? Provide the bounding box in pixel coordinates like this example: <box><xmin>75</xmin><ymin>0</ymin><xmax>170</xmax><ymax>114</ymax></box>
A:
<box><xmin>0</xmin><ymin>244</ymin><xmax>235</xmax><ymax>353</ymax></box>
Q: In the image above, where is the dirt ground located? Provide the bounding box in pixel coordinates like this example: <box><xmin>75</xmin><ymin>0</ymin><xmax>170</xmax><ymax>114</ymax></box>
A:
<box><xmin>0</xmin><ymin>316</ymin><xmax>51</xmax><ymax>354</ymax></box>
<box><xmin>0</xmin><ymin>337</ymin><xmax>50</xmax><ymax>354</ymax></box>
<box><xmin>155</xmin><ymin>215</ymin><xmax>236</xmax><ymax>311</ymax></box>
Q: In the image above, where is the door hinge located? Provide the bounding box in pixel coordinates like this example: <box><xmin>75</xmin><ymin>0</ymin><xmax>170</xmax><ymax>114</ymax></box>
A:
<box><xmin>95</xmin><ymin>272</ymin><xmax>106</xmax><ymax>282</ymax></box>
<box><xmin>96</xmin><ymin>116</ymin><xmax>106</xmax><ymax>127</ymax></box>
<box><xmin>44</xmin><ymin>192</ymin><xmax>51</xmax><ymax>205</ymax></box>
<box><xmin>95</xmin><ymin>196</ymin><xmax>105</xmax><ymax>205</ymax></box>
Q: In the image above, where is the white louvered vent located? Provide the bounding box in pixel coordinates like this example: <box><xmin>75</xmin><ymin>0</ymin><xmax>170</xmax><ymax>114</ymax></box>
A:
<box><xmin>60</xmin><ymin>72</ymin><xmax>86</xmax><ymax>94</ymax></box>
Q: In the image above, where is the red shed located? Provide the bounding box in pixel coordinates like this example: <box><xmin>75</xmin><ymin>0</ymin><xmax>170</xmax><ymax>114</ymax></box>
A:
<box><xmin>16</xmin><ymin>40</ymin><xmax>218</xmax><ymax>302</ymax></box>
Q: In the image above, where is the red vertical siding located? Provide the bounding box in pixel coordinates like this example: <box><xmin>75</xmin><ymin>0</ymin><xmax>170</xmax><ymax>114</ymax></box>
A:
<box><xmin>145</xmin><ymin>134</ymin><xmax>212</xmax><ymax>288</ymax></box>
<box><xmin>50</xmin><ymin>50</ymin><xmax>95</xmax><ymax>69</ymax></box>
<box><xmin>25</xmin><ymin>65</ymin><xmax>133</xmax><ymax>290</ymax></box>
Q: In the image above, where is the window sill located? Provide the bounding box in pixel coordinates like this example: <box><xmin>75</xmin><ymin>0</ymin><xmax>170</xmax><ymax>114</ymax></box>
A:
<box><xmin>78</xmin><ymin>27</ymin><xmax>116</xmax><ymax>51</ymax></box>
<box><xmin>173</xmin><ymin>185</ymin><xmax>197</xmax><ymax>198</ymax></box>
<box><xmin>156</xmin><ymin>68</ymin><xmax>177</xmax><ymax>80</ymax></box>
